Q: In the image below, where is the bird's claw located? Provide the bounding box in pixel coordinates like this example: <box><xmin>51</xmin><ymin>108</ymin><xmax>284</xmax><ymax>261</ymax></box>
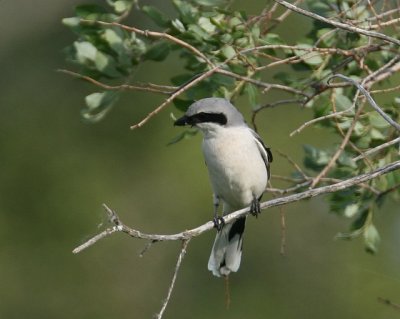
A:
<box><xmin>250</xmin><ymin>198</ymin><xmax>261</xmax><ymax>218</ymax></box>
<box><xmin>213</xmin><ymin>216</ymin><xmax>225</xmax><ymax>231</ymax></box>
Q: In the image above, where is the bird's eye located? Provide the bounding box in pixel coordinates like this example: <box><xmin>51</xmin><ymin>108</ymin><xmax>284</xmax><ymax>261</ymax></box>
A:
<box><xmin>190</xmin><ymin>112</ymin><xmax>227</xmax><ymax>125</ymax></box>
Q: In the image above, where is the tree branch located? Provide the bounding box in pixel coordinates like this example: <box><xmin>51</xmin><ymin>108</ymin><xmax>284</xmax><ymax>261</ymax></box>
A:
<box><xmin>73</xmin><ymin>159</ymin><xmax>400</xmax><ymax>252</ymax></box>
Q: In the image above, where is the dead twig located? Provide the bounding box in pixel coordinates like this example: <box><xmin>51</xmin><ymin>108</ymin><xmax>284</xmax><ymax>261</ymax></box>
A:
<box><xmin>155</xmin><ymin>239</ymin><xmax>191</xmax><ymax>319</ymax></box>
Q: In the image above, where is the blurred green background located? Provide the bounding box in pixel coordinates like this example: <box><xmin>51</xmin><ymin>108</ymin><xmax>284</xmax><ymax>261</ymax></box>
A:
<box><xmin>1</xmin><ymin>1</ymin><xmax>399</xmax><ymax>318</ymax></box>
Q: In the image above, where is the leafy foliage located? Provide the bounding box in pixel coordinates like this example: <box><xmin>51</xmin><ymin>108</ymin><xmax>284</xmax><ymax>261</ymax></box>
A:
<box><xmin>62</xmin><ymin>0</ymin><xmax>400</xmax><ymax>253</ymax></box>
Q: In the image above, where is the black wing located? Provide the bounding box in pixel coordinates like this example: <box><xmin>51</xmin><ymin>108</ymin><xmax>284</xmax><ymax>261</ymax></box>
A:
<box><xmin>250</xmin><ymin>130</ymin><xmax>273</xmax><ymax>179</ymax></box>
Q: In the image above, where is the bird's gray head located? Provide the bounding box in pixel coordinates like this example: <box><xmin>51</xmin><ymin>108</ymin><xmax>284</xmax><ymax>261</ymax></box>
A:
<box><xmin>174</xmin><ymin>98</ymin><xmax>246</xmax><ymax>131</ymax></box>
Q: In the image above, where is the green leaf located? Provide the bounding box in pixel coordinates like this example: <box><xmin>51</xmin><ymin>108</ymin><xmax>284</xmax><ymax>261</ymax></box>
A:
<box><xmin>113</xmin><ymin>1</ymin><xmax>131</xmax><ymax>13</ymax></box>
<box><xmin>329</xmin><ymin>188</ymin><xmax>360</xmax><ymax>215</ymax></box>
<box><xmin>198</xmin><ymin>17</ymin><xmax>216</xmax><ymax>33</ymax></box>
<box><xmin>144</xmin><ymin>41</ymin><xmax>170</xmax><ymax>61</ymax></box>
<box><xmin>335</xmin><ymin>93</ymin><xmax>353</xmax><ymax>111</ymax></box>
<box><xmin>364</xmin><ymin>223</ymin><xmax>380</xmax><ymax>254</ymax></box>
<box><xmin>62</xmin><ymin>17</ymin><xmax>81</xmax><ymax>28</ymax></box>
<box><xmin>103</xmin><ymin>28</ymin><xmax>124</xmax><ymax>54</ymax></box>
<box><xmin>343</xmin><ymin>203</ymin><xmax>359</xmax><ymax>218</ymax></box>
<box><xmin>94</xmin><ymin>51</ymin><xmax>121</xmax><ymax>77</ymax></box>
<box><xmin>316</xmin><ymin>28</ymin><xmax>335</xmax><ymax>46</ymax></box>
<box><xmin>173</xmin><ymin>0</ymin><xmax>197</xmax><ymax>24</ymax></box>
<box><xmin>273</xmin><ymin>72</ymin><xmax>297</xmax><ymax>86</ymax></box>
<box><xmin>187</xmin><ymin>24</ymin><xmax>211</xmax><ymax>41</ymax></box>
<box><xmin>261</xmin><ymin>33</ymin><xmax>282</xmax><ymax>45</ymax></box>
<box><xmin>244</xmin><ymin>83</ymin><xmax>258</xmax><ymax>108</ymax></box>
<box><xmin>82</xmin><ymin>91</ymin><xmax>119</xmax><ymax>122</ymax></box>
<box><xmin>294</xmin><ymin>44</ymin><xmax>323</xmax><ymax>66</ymax></box>
<box><xmin>220</xmin><ymin>45</ymin><xmax>236</xmax><ymax>59</ymax></box>
<box><xmin>303</xmin><ymin>144</ymin><xmax>331</xmax><ymax>171</ymax></box>
<box><xmin>370</xmin><ymin>128</ymin><xmax>385</xmax><ymax>140</ymax></box>
<box><xmin>350</xmin><ymin>208</ymin><xmax>369</xmax><ymax>231</ymax></box>
<box><xmin>142</xmin><ymin>5</ymin><xmax>170</xmax><ymax>27</ymax></box>
<box><xmin>227</xmin><ymin>16</ymin><xmax>241</xmax><ymax>27</ymax></box>
<box><xmin>171</xmin><ymin>19</ymin><xmax>186</xmax><ymax>32</ymax></box>
<box><xmin>338</xmin><ymin>152</ymin><xmax>357</xmax><ymax>168</ymax></box>
<box><xmin>368</xmin><ymin>113</ymin><xmax>390</xmax><ymax>129</ymax></box>
<box><xmin>307</xmin><ymin>1</ymin><xmax>332</xmax><ymax>16</ymax></box>
<box><xmin>74</xmin><ymin>41</ymin><xmax>97</xmax><ymax>64</ymax></box>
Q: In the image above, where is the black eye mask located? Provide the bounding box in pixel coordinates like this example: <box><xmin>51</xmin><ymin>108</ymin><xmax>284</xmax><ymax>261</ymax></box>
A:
<box><xmin>174</xmin><ymin>112</ymin><xmax>227</xmax><ymax>126</ymax></box>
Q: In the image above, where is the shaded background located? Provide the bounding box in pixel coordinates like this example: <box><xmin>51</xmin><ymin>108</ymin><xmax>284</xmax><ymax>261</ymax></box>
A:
<box><xmin>1</xmin><ymin>1</ymin><xmax>399</xmax><ymax>318</ymax></box>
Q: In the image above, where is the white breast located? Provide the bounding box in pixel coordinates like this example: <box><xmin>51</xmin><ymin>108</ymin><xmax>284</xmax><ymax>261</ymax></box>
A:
<box><xmin>202</xmin><ymin>126</ymin><xmax>268</xmax><ymax>212</ymax></box>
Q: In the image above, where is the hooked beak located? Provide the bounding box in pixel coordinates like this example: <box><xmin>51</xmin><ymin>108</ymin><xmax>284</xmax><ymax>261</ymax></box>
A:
<box><xmin>174</xmin><ymin>115</ymin><xmax>190</xmax><ymax>126</ymax></box>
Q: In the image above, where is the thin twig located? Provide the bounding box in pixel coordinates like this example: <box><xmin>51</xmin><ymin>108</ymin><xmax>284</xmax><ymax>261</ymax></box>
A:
<box><xmin>215</xmin><ymin>69</ymin><xmax>310</xmax><ymax>97</ymax></box>
<box><xmin>353</xmin><ymin>137</ymin><xmax>400</xmax><ymax>161</ymax></box>
<box><xmin>72</xmin><ymin>226</ymin><xmax>121</xmax><ymax>254</ymax></box>
<box><xmin>273</xmin><ymin>0</ymin><xmax>400</xmax><ymax>45</ymax></box>
<box><xmin>289</xmin><ymin>105</ymin><xmax>355</xmax><ymax>137</ymax></box>
<box><xmin>155</xmin><ymin>239</ymin><xmax>191</xmax><ymax>319</ymax></box>
<box><xmin>329</xmin><ymin>74</ymin><xmax>400</xmax><ymax>132</ymax></box>
<box><xmin>275</xmin><ymin>149</ymin><xmax>309</xmax><ymax>180</ymax></box>
<box><xmin>376</xmin><ymin>182</ymin><xmax>400</xmax><ymax>202</ymax></box>
<box><xmin>130</xmin><ymin>67</ymin><xmax>221</xmax><ymax>129</ymax></box>
<box><xmin>139</xmin><ymin>240</ymin><xmax>158</xmax><ymax>257</ymax></box>
<box><xmin>58</xmin><ymin>69</ymin><xmax>176</xmax><ymax>94</ymax></box>
<box><xmin>370</xmin><ymin>84</ymin><xmax>400</xmax><ymax>94</ymax></box>
<box><xmin>377</xmin><ymin>297</ymin><xmax>400</xmax><ymax>311</ymax></box>
<box><xmin>280</xmin><ymin>206</ymin><xmax>286</xmax><ymax>256</ymax></box>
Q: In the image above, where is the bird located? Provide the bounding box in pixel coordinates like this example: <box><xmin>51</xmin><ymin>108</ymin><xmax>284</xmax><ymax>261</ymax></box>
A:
<box><xmin>174</xmin><ymin>97</ymin><xmax>272</xmax><ymax>277</ymax></box>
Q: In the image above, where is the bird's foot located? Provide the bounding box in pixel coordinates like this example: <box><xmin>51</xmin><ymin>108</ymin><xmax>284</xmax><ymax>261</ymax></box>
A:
<box><xmin>213</xmin><ymin>216</ymin><xmax>225</xmax><ymax>231</ymax></box>
<box><xmin>250</xmin><ymin>198</ymin><xmax>261</xmax><ymax>218</ymax></box>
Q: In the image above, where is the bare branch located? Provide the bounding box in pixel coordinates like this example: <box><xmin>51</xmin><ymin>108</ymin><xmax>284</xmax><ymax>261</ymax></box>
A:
<box><xmin>353</xmin><ymin>137</ymin><xmax>400</xmax><ymax>161</ymax></box>
<box><xmin>273</xmin><ymin>0</ymin><xmax>400</xmax><ymax>45</ymax></box>
<box><xmin>155</xmin><ymin>239</ymin><xmax>191</xmax><ymax>319</ymax></box>
<box><xmin>73</xmin><ymin>159</ymin><xmax>400</xmax><ymax>252</ymax></box>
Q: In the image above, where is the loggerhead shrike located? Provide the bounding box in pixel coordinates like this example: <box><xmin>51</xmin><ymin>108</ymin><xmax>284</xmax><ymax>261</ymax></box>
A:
<box><xmin>174</xmin><ymin>97</ymin><xmax>272</xmax><ymax>277</ymax></box>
